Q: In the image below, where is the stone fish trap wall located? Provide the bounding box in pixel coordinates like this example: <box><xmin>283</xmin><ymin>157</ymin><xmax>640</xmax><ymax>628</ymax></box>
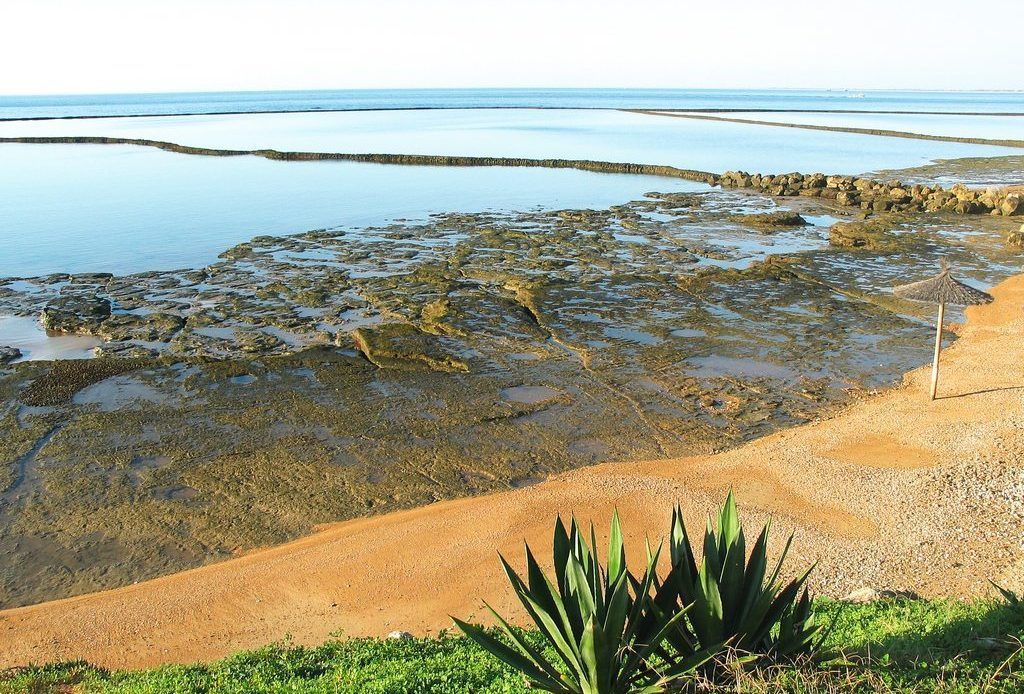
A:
<box><xmin>715</xmin><ymin>171</ymin><xmax>1022</xmax><ymax>217</ymax></box>
<box><xmin>0</xmin><ymin>135</ymin><xmax>1019</xmax><ymax>220</ymax></box>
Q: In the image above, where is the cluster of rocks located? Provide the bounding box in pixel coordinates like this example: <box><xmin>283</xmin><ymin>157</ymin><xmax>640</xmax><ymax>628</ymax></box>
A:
<box><xmin>717</xmin><ymin>171</ymin><xmax>1022</xmax><ymax>217</ymax></box>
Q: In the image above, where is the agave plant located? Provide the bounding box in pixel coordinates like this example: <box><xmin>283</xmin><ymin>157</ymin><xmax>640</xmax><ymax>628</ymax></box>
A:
<box><xmin>454</xmin><ymin>512</ymin><xmax>719</xmax><ymax>694</ymax></box>
<box><xmin>659</xmin><ymin>491</ymin><xmax>824</xmax><ymax>661</ymax></box>
<box><xmin>991</xmin><ymin>580</ymin><xmax>1022</xmax><ymax>607</ymax></box>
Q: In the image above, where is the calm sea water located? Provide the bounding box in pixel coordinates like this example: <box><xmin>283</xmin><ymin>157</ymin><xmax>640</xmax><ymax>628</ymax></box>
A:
<box><xmin>0</xmin><ymin>89</ymin><xmax>1019</xmax><ymax>281</ymax></box>
<box><xmin>2</xmin><ymin>88</ymin><xmax>1023</xmax><ymax>119</ymax></box>
<box><xmin>0</xmin><ymin>143</ymin><xmax>709</xmax><ymax>278</ymax></box>
<box><xmin>719</xmin><ymin>111</ymin><xmax>1024</xmax><ymax>140</ymax></box>
<box><xmin>2</xmin><ymin>109</ymin><xmax>1016</xmax><ymax>174</ymax></box>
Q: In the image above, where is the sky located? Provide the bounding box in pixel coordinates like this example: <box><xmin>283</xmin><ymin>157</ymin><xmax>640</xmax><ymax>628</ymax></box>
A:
<box><xmin>3</xmin><ymin>0</ymin><xmax>1020</xmax><ymax>95</ymax></box>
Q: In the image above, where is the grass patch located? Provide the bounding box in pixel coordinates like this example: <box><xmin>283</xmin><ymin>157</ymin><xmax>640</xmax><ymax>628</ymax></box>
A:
<box><xmin>2</xmin><ymin>599</ymin><xmax>1022</xmax><ymax>693</ymax></box>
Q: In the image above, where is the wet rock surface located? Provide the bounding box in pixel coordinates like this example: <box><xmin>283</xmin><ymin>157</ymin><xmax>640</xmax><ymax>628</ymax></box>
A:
<box><xmin>40</xmin><ymin>294</ymin><xmax>111</xmax><ymax>333</ymax></box>
<box><xmin>0</xmin><ymin>184</ymin><xmax>1021</xmax><ymax>608</ymax></box>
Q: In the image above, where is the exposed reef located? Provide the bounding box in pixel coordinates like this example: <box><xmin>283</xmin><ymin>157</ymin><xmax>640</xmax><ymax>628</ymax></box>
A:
<box><xmin>0</xmin><ymin>182</ymin><xmax>1020</xmax><ymax>608</ymax></box>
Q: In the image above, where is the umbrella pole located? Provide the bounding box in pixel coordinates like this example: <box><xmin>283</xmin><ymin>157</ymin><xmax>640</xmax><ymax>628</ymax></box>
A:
<box><xmin>930</xmin><ymin>301</ymin><xmax>945</xmax><ymax>400</ymax></box>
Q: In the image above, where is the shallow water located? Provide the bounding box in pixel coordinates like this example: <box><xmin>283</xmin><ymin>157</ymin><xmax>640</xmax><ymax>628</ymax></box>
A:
<box><xmin>2</xmin><ymin>109</ymin><xmax>1016</xmax><ymax>174</ymax></box>
<box><xmin>0</xmin><ymin>315</ymin><xmax>100</xmax><ymax>360</ymax></box>
<box><xmin>0</xmin><ymin>143</ymin><xmax>708</xmax><ymax>277</ymax></box>
<box><xmin>500</xmin><ymin>385</ymin><xmax>563</xmax><ymax>405</ymax></box>
<box><xmin>708</xmin><ymin>111</ymin><xmax>1024</xmax><ymax>140</ymax></box>
<box><xmin>72</xmin><ymin>375</ymin><xmax>170</xmax><ymax>411</ymax></box>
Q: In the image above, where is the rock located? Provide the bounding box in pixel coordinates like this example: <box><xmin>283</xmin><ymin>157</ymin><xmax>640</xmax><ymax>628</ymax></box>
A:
<box><xmin>94</xmin><ymin>343</ymin><xmax>159</xmax><ymax>359</ymax></box>
<box><xmin>952</xmin><ymin>183</ymin><xmax>976</xmax><ymax>202</ymax></box>
<box><xmin>387</xmin><ymin>631</ymin><xmax>414</xmax><ymax>640</ymax></box>
<box><xmin>95</xmin><ymin>313</ymin><xmax>185</xmax><ymax>342</ymax></box>
<box><xmin>826</xmin><ymin>175</ymin><xmax>853</xmax><ymax>190</ymax></box>
<box><xmin>1001</xmin><ymin>193</ymin><xmax>1021</xmax><ymax>216</ymax></box>
<box><xmin>0</xmin><ymin>346</ymin><xmax>21</xmax><ymax>365</ymax></box>
<box><xmin>836</xmin><ymin>191</ymin><xmax>859</xmax><ymax>206</ymax></box>
<box><xmin>236</xmin><ymin>330</ymin><xmax>286</xmax><ymax>354</ymax></box>
<box><xmin>732</xmin><ymin>211</ymin><xmax>808</xmax><ymax>231</ymax></box>
<box><xmin>842</xmin><ymin>587</ymin><xmax>919</xmax><ymax>603</ymax></box>
<box><xmin>41</xmin><ymin>295</ymin><xmax>111</xmax><ymax>333</ymax></box>
<box><xmin>971</xmin><ymin>637</ymin><xmax>1010</xmax><ymax>652</ymax></box>
<box><xmin>805</xmin><ymin>173</ymin><xmax>827</xmax><ymax>188</ymax></box>
<box><xmin>351</xmin><ymin>323</ymin><xmax>470</xmax><ymax>372</ymax></box>
<box><xmin>842</xmin><ymin>587</ymin><xmax>879</xmax><ymax>603</ymax></box>
<box><xmin>1007</xmin><ymin>228</ymin><xmax>1024</xmax><ymax>248</ymax></box>
<box><xmin>828</xmin><ymin>220</ymin><xmax>898</xmax><ymax>252</ymax></box>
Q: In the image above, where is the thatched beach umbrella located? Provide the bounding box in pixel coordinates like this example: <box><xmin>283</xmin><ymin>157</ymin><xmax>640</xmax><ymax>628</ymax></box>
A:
<box><xmin>893</xmin><ymin>261</ymin><xmax>993</xmax><ymax>400</ymax></box>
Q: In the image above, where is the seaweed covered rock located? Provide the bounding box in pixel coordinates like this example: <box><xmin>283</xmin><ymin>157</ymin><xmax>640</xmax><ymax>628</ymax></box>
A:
<box><xmin>828</xmin><ymin>219</ymin><xmax>899</xmax><ymax>252</ymax></box>
<box><xmin>41</xmin><ymin>295</ymin><xmax>111</xmax><ymax>333</ymax></box>
<box><xmin>351</xmin><ymin>323</ymin><xmax>469</xmax><ymax>372</ymax></box>
<box><xmin>95</xmin><ymin>313</ymin><xmax>185</xmax><ymax>342</ymax></box>
<box><xmin>236</xmin><ymin>330</ymin><xmax>286</xmax><ymax>354</ymax></box>
<box><xmin>732</xmin><ymin>211</ymin><xmax>808</xmax><ymax>231</ymax></box>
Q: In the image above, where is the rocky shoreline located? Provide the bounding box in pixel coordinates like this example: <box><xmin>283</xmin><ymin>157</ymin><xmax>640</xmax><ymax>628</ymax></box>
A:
<box><xmin>0</xmin><ymin>164</ymin><xmax>1020</xmax><ymax>609</ymax></box>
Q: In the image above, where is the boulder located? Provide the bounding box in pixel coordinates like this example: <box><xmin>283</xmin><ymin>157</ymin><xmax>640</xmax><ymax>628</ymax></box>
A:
<box><xmin>1001</xmin><ymin>193</ymin><xmax>1021</xmax><ymax>216</ymax></box>
<box><xmin>732</xmin><ymin>211</ymin><xmax>808</xmax><ymax>231</ymax></box>
<box><xmin>41</xmin><ymin>295</ymin><xmax>111</xmax><ymax>333</ymax></box>
<box><xmin>805</xmin><ymin>173</ymin><xmax>827</xmax><ymax>188</ymax></box>
<box><xmin>828</xmin><ymin>220</ymin><xmax>898</xmax><ymax>251</ymax></box>
<box><xmin>0</xmin><ymin>346</ymin><xmax>21</xmax><ymax>365</ymax></box>
<box><xmin>951</xmin><ymin>183</ymin><xmax>976</xmax><ymax>202</ymax></box>
<box><xmin>826</xmin><ymin>175</ymin><xmax>854</xmax><ymax>190</ymax></box>
<box><xmin>836</xmin><ymin>191</ymin><xmax>859</xmax><ymax>206</ymax></box>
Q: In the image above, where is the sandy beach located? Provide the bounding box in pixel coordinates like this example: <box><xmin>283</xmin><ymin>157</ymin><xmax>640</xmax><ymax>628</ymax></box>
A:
<box><xmin>0</xmin><ymin>271</ymin><xmax>1020</xmax><ymax>670</ymax></box>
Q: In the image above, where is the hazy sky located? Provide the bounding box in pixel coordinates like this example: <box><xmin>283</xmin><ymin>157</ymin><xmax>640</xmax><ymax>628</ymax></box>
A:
<box><xmin>3</xmin><ymin>0</ymin><xmax>1019</xmax><ymax>95</ymax></box>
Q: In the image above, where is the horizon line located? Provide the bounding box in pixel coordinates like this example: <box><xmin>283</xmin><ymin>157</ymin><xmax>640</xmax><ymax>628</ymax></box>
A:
<box><xmin>3</xmin><ymin>86</ymin><xmax>1024</xmax><ymax>99</ymax></box>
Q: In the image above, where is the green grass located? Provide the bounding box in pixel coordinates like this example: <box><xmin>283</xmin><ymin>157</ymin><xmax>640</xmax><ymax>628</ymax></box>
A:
<box><xmin>3</xmin><ymin>599</ymin><xmax>1022</xmax><ymax>693</ymax></box>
